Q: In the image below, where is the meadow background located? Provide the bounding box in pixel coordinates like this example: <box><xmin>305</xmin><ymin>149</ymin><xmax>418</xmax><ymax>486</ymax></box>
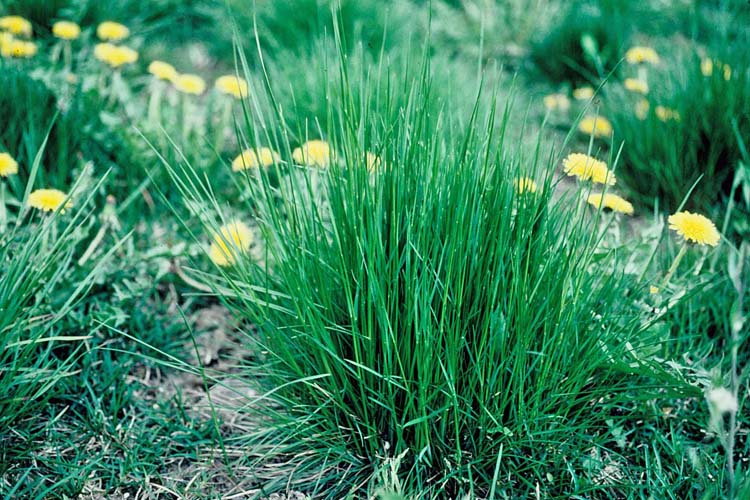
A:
<box><xmin>1</xmin><ymin>0</ymin><xmax>749</xmax><ymax>498</ymax></box>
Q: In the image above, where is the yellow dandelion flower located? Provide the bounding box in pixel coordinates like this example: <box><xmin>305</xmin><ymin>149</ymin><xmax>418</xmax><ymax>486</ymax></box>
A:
<box><xmin>292</xmin><ymin>140</ymin><xmax>332</xmax><ymax>168</ymax></box>
<box><xmin>215</xmin><ymin>75</ymin><xmax>249</xmax><ymax>99</ymax></box>
<box><xmin>649</xmin><ymin>285</ymin><xmax>659</xmax><ymax>295</ymax></box>
<box><xmin>52</xmin><ymin>21</ymin><xmax>81</xmax><ymax>40</ymax></box>
<box><xmin>573</xmin><ymin>86</ymin><xmax>595</xmax><ymax>100</ymax></box>
<box><xmin>668</xmin><ymin>211</ymin><xmax>720</xmax><ymax>247</ymax></box>
<box><xmin>28</xmin><ymin>189</ymin><xmax>73</xmax><ymax>213</ymax></box>
<box><xmin>635</xmin><ymin>99</ymin><xmax>650</xmax><ymax>120</ymax></box>
<box><xmin>655</xmin><ymin>106</ymin><xmax>680</xmax><ymax>122</ymax></box>
<box><xmin>93</xmin><ymin>42</ymin><xmax>113</xmax><ymax>60</ymax></box>
<box><xmin>208</xmin><ymin>221</ymin><xmax>254</xmax><ymax>267</ymax></box>
<box><xmin>514</xmin><ymin>177</ymin><xmax>538</xmax><ymax>194</ymax></box>
<box><xmin>700</xmin><ymin>57</ymin><xmax>731</xmax><ymax>80</ymax></box>
<box><xmin>2</xmin><ymin>39</ymin><xmax>36</xmax><ymax>58</ymax></box>
<box><xmin>586</xmin><ymin>192</ymin><xmax>633</xmax><ymax>215</ymax></box>
<box><xmin>232</xmin><ymin>148</ymin><xmax>278</xmax><ymax>171</ymax></box>
<box><xmin>723</xmin><ymin>64</ymin><xmax>732</xmax><ymax>80</ymax></box>
<box><xmin>94</xmin><ymin>43</ymin><xmax>137</xmax><ymax>68</ymax></box>
<box><xmin>0</xmin><ymin>16</ymin><xmax>32</xmax><ymax>37</ymax></box>
<box><xmin>625</xmin><ymin>46</ymin><xmax>660</xmax><ymax>65</ymax></box>
<box><xmin>148</xmin><ymin>60</ymin><xmax>178</xmax><ymax>82</ymax></box>
<box><xmin>624</xmin><ymin>78</ymin><xmax>649</xmax><ymax>94</ymax></box>
<box><xmin>97</xmin><ymin>21</ymin><xmax>129</xmax><ymax>41</ymax></box>
<box><xmin>562</xmin><ymin>153</ymin><xmax>616</xmax><ymax>185</ymax></box>
<box><xmin>174</xmin><ymin>74</ymin><xmax>206</xmax><ymax>95</ymax></box>
<box><xmin>0</xmin><ymin>32</ymin><xmax>13</xmax><ymax>52</ymax></box>
<box><xmin>543</xmin><ymin>93</ymin><xmax>570</xmax><ymax>111</ymax></box>
<box><xmin>578</xmin><ymin>115</ymin><xmax>613</xmax><ymax>138</ymax></box>
<box><xmin>0</xmin><ymin>152</ymin><xmax>19</xmax><ymax>177</ymax></box>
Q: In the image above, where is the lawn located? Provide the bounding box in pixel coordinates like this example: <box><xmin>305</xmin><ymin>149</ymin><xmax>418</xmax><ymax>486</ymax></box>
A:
<box><xmin>1</xmin><ymin>0</ymin><xmax>749</xmax><ymax>498</ymax></box>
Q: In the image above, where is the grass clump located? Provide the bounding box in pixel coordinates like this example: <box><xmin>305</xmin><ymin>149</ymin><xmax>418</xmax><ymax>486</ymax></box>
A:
<box><xmin>162</xmin><ymin>36</ymin><xmax>689</xmax><ymax>496</ymax></box>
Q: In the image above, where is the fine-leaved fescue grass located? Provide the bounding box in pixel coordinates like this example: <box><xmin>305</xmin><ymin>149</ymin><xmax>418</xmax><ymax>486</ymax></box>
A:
<box><xmin>158</xmin><ymin>26</ymin><xmax>705</xmax><ymax>497</ymax></box>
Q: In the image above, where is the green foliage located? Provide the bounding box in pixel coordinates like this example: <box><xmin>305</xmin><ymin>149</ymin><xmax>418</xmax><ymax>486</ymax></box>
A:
<box><xmin>228</xmin><ymin>0</ymin><xmax>418</xmax><ymax>60</ymax></box>
<box><xmin>605</xmin><ymin>48</ymin><xmax>750</xmax><ymax>212</ymax></box>
<box><xmin>2</xmin><ymin>0</ymin><xmax>749</xmax><ymax>497</ymax></box>
<box><xmin>0</xmin><ymin>65</ymin><xmax>113</xmax><ymax>193</ymax></box>
<box><xmin>161</xmin><ymin>39</ymin><xmax>694</xmax><ymax>496</ymax></box>
<box><xmin>531</xmin><ymin>0</ymin><xmax>630</xmax><ymax>84</ymax></box>
<box><xmin>1</xmin><ymin>0</ymin><xmax>223</xmax><ymax>53</ymax></box>
<box><xmin>0</xmin><ymin>166</ymin><xmax>108</xmax><ymax>471</ymax></box>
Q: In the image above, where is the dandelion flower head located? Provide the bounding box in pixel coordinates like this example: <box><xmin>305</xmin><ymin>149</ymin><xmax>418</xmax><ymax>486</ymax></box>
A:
<box><xmin>28</xmin><ymin>189</ymin><xmax>73</xmax><ymax>213</ymax></box>
<box><xmin>94</xmin><ymin>43</ymin><xmax>138</xmax><ymax>68</ymax></box>
<box><xmin>215</xmin><ymin>75</ymin><xmax>249</xmax><ymax>99</ymax></box>
<box><xmin>97</xmin><ymin>21</ymin><xmax>129</xmax><ymax>41</ymax></box>
<box><xmin>0</xmin><ymin>152</ymin><xmax>19</xmax><ymax>177</ymax></box>
<box><xmin>53</xmin><ymin>21</ymin><xmax>81</xmax><ymax>40</ymax></box>
<box><xmin>655</xmin><ymin>106</ymin><xmax>680</xmax><ymax>122</ymax></box>
<box><xmin>0</xmin><ymin>16</ymin><xmax>32</xmax><ymax>37</ymax></box>
<box><xmin>701</xmin><ymin>58</ymin><xmax>732</xmax><ymax>80</ymax></box>
<box><xmin>2</xmin><ymin>39</ymin><xmax>36</xmax><ymax>58</ymax></box>
<box><xmin>625</xmin><ymin>46</ymin><xmax>660</xmax><ymax>65</ymax></box>
<box><xmin>624</xmin><ymin>78</ymin><xmax>649</xmax><ymax>94</ymax></box>
<box><xmin>514</xmin><ymin>177</ymin><xmax>538</xmax><ymax>194</ymax></box>
<box><xmin>292</xmin><ymin>140</ymin><xmax>332</xmax><ymax>168</ymax></box>
<box><xmin>578</xmin><ymin>115</ymin><xmax>613</xmax><ymax>138</ymax></box>
<box><xmin>209</xmin><ymin>220</ymin><xmax>254</xmax><ymax>267</ymax></box>
<box><xmin>635</xmin><ymin>99</ymin><xmax>650</xmax><ymax>120</ymax></box>
<box><xmin>232</xmin><ymin>148</ymin><xmax>278</xmax><ymax>171</ymax></box>
<box><xmin>148</xmin><ymin>60</ymin><xmax>178</xmax><ymax>82</ymax></box>
<box><xmin>543</xmin><ymin>93</ymin><xmax>570</xmax><ymax>112</ymax></box>
<box><xmin>563</xmin><ymin>153</ymin><xmax>615</xmax><ymax>185</ymax></box>
<box><xmin>668</xmin><ymin>211</ymin><xmax>720</xmax><ymax>246</ymax></box>
<box><xmin>0</xmin><ymin>32</ymin><xmax>13</xmax><ymax>52</ymax></box>
<box><xmin>573</xmin><ymin>86</ymin><xmax>595</xmax><ymax>100</ymax></box>
<box><xmin>174</xmin><ymin>74</ymin><xmax>206</xmax><ymax>95</ymax></box>
<box><xmin>586</xmin><ymin>192</ymin><xmax>633</xmax><ymax>215</ymax></box>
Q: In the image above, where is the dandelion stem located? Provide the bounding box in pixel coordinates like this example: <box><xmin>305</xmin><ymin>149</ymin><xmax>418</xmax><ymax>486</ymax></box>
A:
<box><xmin>661</xmin><ymin>242</ymin><xmax>688</xmax><ymax>289</ymax></box>
<box><xmin>148</xmin><ymin>81</ymin><xmax>163</xmax><ymax>126</ymax></box>
<box><xmin>0</xmin><ymin>182</ymin><xmax>7</xmax><ymax>234</ymax></box>
<box><xmin>181</xmin><ymin>94</ymin><xmax>190</xmax><ymax>145</ymax></box>
<box><xmin>63</xmin><ymin>40</ymin><xmax>72</xmax><ymax>72</ymax></box>
<box><xmin>214</xmin><ymin>98</ymin><xmax>232</xmax><ymax>154</ymax></box>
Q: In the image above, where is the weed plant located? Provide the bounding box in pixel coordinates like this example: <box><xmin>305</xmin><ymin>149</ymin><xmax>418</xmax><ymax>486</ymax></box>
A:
<box><xmin>606</xmin><ymin>48</ymin><xmax>750</xmax><ymax>211</ymax></box>
<box><xmin>0</xmin><ymin>152</ymin><xmax>113</xmax><ymax>475</ymax></box>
